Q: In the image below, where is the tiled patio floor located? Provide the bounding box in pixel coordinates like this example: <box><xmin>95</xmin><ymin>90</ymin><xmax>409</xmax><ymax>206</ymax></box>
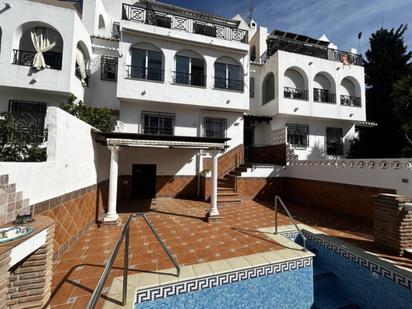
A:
<box><xmin>48</xmin><ymin>198</ymin><xmax>411</xmax><ymax>308</ymax></box>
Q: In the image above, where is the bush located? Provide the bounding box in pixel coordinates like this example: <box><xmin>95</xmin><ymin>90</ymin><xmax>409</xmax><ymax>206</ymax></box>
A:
<box><xmin>60</xmin><ymin>95</ymin><xmax>115</xmax><ymax>132</ymax></box>
<box><xmin>0</xmin><ymin>112</ymin><xmax>47</xmax><ymax>162</ymax></box>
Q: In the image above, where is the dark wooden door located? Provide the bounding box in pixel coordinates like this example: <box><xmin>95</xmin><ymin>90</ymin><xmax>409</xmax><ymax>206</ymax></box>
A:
<box><xmin>131</xmin><ymin>164</ymin><xmax>156</xmax><ymax>198</ymax></box>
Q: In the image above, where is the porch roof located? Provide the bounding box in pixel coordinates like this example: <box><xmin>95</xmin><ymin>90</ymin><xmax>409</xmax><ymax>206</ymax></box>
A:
<box><xmin>94</xmin><ymin>132</ymin><xmax>230</xmax><ymax>150</ymax></box>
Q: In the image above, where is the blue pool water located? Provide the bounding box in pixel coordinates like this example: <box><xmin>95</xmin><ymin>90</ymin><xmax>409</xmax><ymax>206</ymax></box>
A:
<box><xmin>295</xmin><ymin>232</ymin><xmax>412</xmax><ymax>309</ymax></box>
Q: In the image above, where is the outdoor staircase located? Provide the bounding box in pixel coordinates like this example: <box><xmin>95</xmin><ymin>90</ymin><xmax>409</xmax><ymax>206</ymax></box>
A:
<box><xmin>217</xmin><ymin>164</ymin><xmax>250</xmax><ymax>206</ymax></box>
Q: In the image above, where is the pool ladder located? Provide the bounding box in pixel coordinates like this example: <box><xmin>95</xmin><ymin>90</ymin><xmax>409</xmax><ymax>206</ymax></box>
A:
<box><xmin>86</xmin><ymin>212</ymin><xmax>180</xmax><ymax>309</ymax></box>
<box><xmin>274</xmin><ymin>196</ymin><xmax>307</xmax><ymax>251</ymax></box>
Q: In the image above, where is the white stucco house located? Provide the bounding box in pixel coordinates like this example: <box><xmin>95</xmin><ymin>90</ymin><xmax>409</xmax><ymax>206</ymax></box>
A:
<box><xmin>0</xmin><ymin>0</ymin><xmax>367</xmax><ymax>222</ymax></box>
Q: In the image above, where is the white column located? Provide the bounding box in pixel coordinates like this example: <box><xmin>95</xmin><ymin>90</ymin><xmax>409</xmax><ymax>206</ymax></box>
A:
<box><xmin>104</xmin><ymin>145</ymin><xmax>120</xmax><ymax>222</ymax></box>
<box><xmin>209</xmin><ymin>150</ymin><xmax>219</xmax><ymax>217</ymax></box>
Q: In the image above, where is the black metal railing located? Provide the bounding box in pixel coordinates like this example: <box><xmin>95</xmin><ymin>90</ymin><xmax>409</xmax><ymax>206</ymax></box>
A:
<box><xmin>173</xmin><ymin>71</ymin><xmax>205</xmax><ymax>87</ymax></box>
<box><xmin>245</xmin><ymin>144</ymin><xmax>286</xmax><ymax>166</ymax></box>
<box><xmin>112</xmin><ymin>22</ymin><xmax>121</xmax><ymax>40</ymax></box>
<box><xmin>284</xmin><ymin>87</ymin><xmax>308</xmax><ymax>100</ymax></box>
<box><xmin>126</xmin><ymin>65</ymin><xmax>164</xmax><ymax>81</ymax></box>
<box><xmin>86</xmin><ymin>213</ymin><xmax>180</xmax><ymax>308</ymax></box>
<box><xmin>214</xmin><ymin>77</ymin><xmax>244</xmax><ymax>92</ymax></box>
<box><xmin>313</xmin><ymin>88</ymin><xmax>336</xmax><ymax>104</ymax></box>
<box><xmin>122</xmin><ymin>3</ymin><xmax>248</xmax><ymax>43</ymax></box>
<box><xmin>263</xmin><ymin>36</ymin><xmax>363</xmax><ymax>66</ymax></box>
<box><xmin>340</xmin><ymin>95</ymin><xmax>361</xmax><ymax>107</ymax></box>
<box><xmin>12</xmin><ymin>49</ymin><xmax>62</xmax><ymax>70</ymax></box>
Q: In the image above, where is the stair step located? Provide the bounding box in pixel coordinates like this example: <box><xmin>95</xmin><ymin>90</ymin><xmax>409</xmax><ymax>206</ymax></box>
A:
<box><xmin>218</xmin><ymin>187</ymin><xmax>235</xmax><ymax>193</ymax></box>
<box><xmin>229</xmin><ymin>170</ymin><xmax>242</xmax><ymax>176</ymax></box>
<box><xmin>217</xmin><ymin>192</ymin><xmax>238</xmax><ymax>197</ymax></box>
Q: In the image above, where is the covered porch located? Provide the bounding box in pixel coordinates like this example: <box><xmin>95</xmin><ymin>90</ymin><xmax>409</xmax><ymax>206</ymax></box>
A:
<box><xmin>94</xmin><ymin>132</ymin><xmax>230</xmax><ymax>223</ymax></box>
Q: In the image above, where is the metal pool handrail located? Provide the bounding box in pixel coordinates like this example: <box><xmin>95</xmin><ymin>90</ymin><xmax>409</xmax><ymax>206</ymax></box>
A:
<box><xmin>274</xmin><ymin>196</ymin><xmax>307</xmax><ymax>251</ymax></box>
<box><xmin>86</xmin><ymin>213</ymin><xmax>180</xmax><ymax>309</ymax></box>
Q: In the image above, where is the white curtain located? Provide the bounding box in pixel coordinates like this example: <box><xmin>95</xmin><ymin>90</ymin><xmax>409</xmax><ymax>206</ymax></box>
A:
<box><xmin>30</xmin><ymin>27</ymin><xmax>56</xmax><ymax>70</ymax></box>
<box><xmin>75</xmin><ymin>47</ymin><xmax>87</xmax><ymax>84</ymax></box>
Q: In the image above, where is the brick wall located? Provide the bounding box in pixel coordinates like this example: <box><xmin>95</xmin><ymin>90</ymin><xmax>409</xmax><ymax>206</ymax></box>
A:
<box><xmin>203</xmin><ymin>145</ymin><xmax>244</xmax><ymax>178</ymax></box>
<box><xmin>237</xmin><ymin>177</ymin><xmax>285</xmax><ymax>200</ymax></box>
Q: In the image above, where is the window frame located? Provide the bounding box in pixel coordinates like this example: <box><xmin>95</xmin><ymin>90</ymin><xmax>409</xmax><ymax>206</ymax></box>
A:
<box><xmin>214</xmin><ymin>61</ymin><xmax>243</xmax><ymax>91</ymax></box>
<box><xmin>326</xmin><ymin>127</ymin><xmax>344</xmax><ymax>155</ymax></box>
<box><xmin>203</xmin><ymin>117</ymin><xmax>227</xmax><ymax>138</ymax></box>
<box><xmin>287</xmin><ymin>124</ymin><xmax>309</xmax><ymax>148</ymax></box>
<box><xmin>130</xmin><ymin>47</ymin><xmax>163</xmax><ymax>81</ymax></box>
<box><xmin>174</xmin><ymin>54</ymin><xmax>205</xmax><ymax>87</ymax></box>
<box><xmin>100</xmin><ymin>55</ymin><xmax>118</xmax><ymax>81</ymax></box>
<box><xmin>141</xmin><ymin>111</ymin><xmax>175</xmax><ymax>136</ymax></box>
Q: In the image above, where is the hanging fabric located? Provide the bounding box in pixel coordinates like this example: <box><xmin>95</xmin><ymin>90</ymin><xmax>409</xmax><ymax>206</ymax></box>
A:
<box><xmin>75</xmin><ymin>47</ymin><xmax>87</xmax><ymax>85</ymax></box>
<box><xmin>30</xmin><ymin>27</ymin><xmax>56</xmax><ymax>70</ymax></box>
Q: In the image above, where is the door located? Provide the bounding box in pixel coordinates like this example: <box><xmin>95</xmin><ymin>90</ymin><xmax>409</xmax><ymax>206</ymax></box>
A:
<box><xmin>131</xmin><ymin>164</ymin><xmax>156</xmax><ymax>198</ymax></box>
<box><xmin>244</xmin><ymin>126</ymin><xmax>254</xmax><ymax>161</ymax></box>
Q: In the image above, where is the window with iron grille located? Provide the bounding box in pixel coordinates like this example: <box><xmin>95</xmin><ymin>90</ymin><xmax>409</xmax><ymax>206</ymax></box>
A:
<box><xmin>249</xmin><ymin>77</ymin><xmax>255</xmax><ymax>98</ymax></box>
<box><xmin>101</xmin><ymin>56</ymin><xmax>118</xmax><ymax>81</ymax></box>
<box><xmin>204</xmin><ymin>117</ymin><xmax>227</xmax><ymax>138</ymax></box>
<box><xmin>142</xmin><ymin>112</ymin><xmax>175</xmax><ymax>135</ymax></box>
<box><xmin>287</xmin><ymin>124</ymin><xmax>309</xmax><ymax>148</ymax></box>
<box><xmin>326</xmin><ymin>127</ymin><xmax>343</xmax><ymax>155</ymax></box>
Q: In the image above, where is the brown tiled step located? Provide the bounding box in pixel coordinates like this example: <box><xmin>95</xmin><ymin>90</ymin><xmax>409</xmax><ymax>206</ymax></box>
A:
<box><xmin>217</xmin><ymin>196</ymin><xmax>241</xmax><ymax>206</ymax></box>
<box><xmin>218</xmin><ymin>187</ymin><xmax>235</xmax><ymax>193</ymax></box>
<box><xmin>217</xmin><ymin>191</ymin><xmax>238</xmax><ymax>197</ymax></box>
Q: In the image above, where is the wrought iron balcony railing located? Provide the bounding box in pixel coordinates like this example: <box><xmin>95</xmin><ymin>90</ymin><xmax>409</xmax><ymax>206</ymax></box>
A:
<box><xmin>340</xmin><ymin>95</ymin><xmax>361</xmax><ymax>107</ymax></box>
<box><xmin>126</xmin><ymin>65</ymin><xmax>164</xmax><ymax>82</ymax></box>
<box><xmin>214</xmin><ymin>77</ymin><xmax>244</xmax><ymax>92</ymax></box>
<box><xmin>112</xmin><ymin>22</ymin><xmax>121</xmax><ymax>40</ymax></box>
<box><xmin>173</xmin><ymin>71</ymin><xmax>205</xmax><ymax>87</ymax></box>
<box><xmin>122</xmin><ymin>3</ymin><xmax>248</xmax><ymax>43</ymax></box>
<box><xmin>313</xmin><ymin>88</ymin><xmax>336</xmax><ymax>104</ymax></box>
<box><xmin>12</xmin><ymin>49</ymin><xmax>62</xmax><ymax>70</ymax></box>
<box><xmin>263</xmin><ymin>36</ymin><xmax>363</xmax><ymax>66</ymax></box>
<box><xmin>284</xmin><ymin>87</ymin><xmax>308</xmax><ymax>100</ymax></box>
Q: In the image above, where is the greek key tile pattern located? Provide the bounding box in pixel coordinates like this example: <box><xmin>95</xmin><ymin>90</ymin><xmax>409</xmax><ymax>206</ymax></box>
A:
<box><xmin>136</xmin><ymin>257</ymin><xmax>313</xmax><ymax>304</ymax></box>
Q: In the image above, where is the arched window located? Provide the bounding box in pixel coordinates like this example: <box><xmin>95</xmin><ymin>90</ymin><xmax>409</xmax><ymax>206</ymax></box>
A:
<box><xmin>313</xmin><ymin>72</ymin><xmax>336</xmax><ymax>103</ymax></box>
<box><xmin>250</xmin><ymin>45</ymin><xmax>256</xmax><ymax>62</ymax></box>
<box><xmin>214</xmin><ymin>56</ymin><xmax>243</xmax><ymax>91</ymax></box>
<box><xmin>174</xmin><ymin>50</ymin><xmax>205</xmax><ymax>87</ymax></box>
<box><xmin>98</xmin><ymin>15</ymin><xmax>105</xmax><ymax>30</ymax></box>
<box><xmin>129</xmin><ymin>43</ymin><xmax>163</xmax><ymax>81</ymax></box>
<box><xmin>284</xmin><ymin>68</ymin><xmax>308</xmax><ymax>100</ymax></box>
<box><xmin>262</xmin><ymin>73</ymin><xmax>275</xmax><ymax>104</ymax></box>
<box><xmin>340</xmin><ymin>77</ymin><xmax>361</xmax><ymax>106</ymax></box>
<box><xmin>14</xmin><ymin>24</ymin><xmax>63</xmax><ymax>70</ymax></box>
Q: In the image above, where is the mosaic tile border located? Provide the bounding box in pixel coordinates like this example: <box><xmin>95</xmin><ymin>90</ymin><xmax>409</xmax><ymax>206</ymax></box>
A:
<box><xmin>136</xmin><ymin>256</ymin><xmax>312</xmax><ymax>304</ymax></box>
<box><xmin>280</xmin><ymin>229</ymin><xmax>412</xmax><ymax>291</ymax></box>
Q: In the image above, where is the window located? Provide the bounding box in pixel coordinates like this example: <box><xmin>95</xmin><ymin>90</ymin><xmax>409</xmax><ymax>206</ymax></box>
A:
<box><xmin>326</xmin><ymin>127</ymin><xmax>343</xmax><ymax>155</ymax></box>
<box><xmin>262</xmin><ymin>73</ymin><xmax>275</xmax><ymax>104</ymax></box>
<box><xmin>100</xmin><ymin>56</ymin><xmax>118</xmax><ymax>81</ymax></box>
<box><xmin>175</xmin><ymin>54</ymin><xmax>205</xmax><ymax>86</ymax></box>
<box><xmin>249</xmin><ymin>77</ymin><xmax>255</xmax><ymax>98</ymax></box>
<box><xmin>287</xmin><ymin>124</ymin><xmax>309</xmax><ymax>148</ymax></box>
<box><xmin>214</xmin><ymin>61</ymin><xmax>243</xmax><ymax>91</ymax></box>
<box><xmin>130</xmin><ymin>48</ymin><xmax>163</xmax><ymax>81</ymax></box>
<box><xmin>204</xmin><ymin>117</ymin><xmax>227</xmax><ymax>138</ymax></box>
<box><xmin>142</xmin><ymin>112</ymin><xmax>175</xmax><ymax>135</ymax></box>
<box><xmin>250</xmin><ymin>45</ymin><xmax>256</xmax><ymax>62</ymax></box>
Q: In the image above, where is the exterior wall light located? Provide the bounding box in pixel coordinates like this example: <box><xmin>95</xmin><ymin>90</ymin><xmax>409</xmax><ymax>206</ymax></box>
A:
<box><xmin>294</xmin><ymin>107</ymin><xmax>299</xmax><ymax>112</ymax></box>
<box><xmin>308</xmin><ymin>62</ymin><xmax>313</xmax><ymax>65</ymax></box>
<box><xmin>226</xmin><ymin>100</ymin><xmax>230</xmax><ymax>104</ymax></box>
<box><xmin>141</xmin><ymin>90</ymin><xmax>146</xmax><ymax>95</ymax></box>
<box><xmin>349</xmin><ymin>113</ymin><xmax>354</xmax><ymax>117</ymax></box>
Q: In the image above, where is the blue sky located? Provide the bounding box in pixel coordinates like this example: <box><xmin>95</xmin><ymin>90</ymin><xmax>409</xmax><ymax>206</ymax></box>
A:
<box><xmin>160</xmin><ymin>0</ymin><xmax>412</xmax><ymax>54</ymax></box>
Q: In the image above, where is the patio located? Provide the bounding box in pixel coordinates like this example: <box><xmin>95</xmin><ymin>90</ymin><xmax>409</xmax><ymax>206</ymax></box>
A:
<box><xmin>47</xmin><ymin>198</ymin><xmax>411</xmax><ymax>308</ymax></box>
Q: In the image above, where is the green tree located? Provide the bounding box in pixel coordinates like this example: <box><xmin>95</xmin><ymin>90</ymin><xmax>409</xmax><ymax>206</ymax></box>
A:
<box><xmin>391</xmin><ymin>74</ymin><xmax>412</xmax><ymax>156</ymax></box>
<box><xmin>363</xmin><ymin>25</ymin><xmax>412</xmax><ymax>157</ymax></box>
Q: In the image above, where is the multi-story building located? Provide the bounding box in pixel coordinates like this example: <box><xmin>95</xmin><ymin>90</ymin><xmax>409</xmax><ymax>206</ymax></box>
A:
<box><xmin>0</xmin><ymin>0</ymin><xmax>367</xmax><ymax>221</ymax></box>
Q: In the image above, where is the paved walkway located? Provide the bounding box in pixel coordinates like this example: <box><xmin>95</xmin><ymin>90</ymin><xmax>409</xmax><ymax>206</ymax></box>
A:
<box><xmin>48</xmin><ymin>198</ymin><xmax>411</xmax><ymax>308</ymax></box>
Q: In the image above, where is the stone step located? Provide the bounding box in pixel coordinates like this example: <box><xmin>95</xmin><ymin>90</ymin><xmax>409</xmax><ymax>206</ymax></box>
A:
<box><xmin>217</xmin><ymin>191</ymin><xmax>238</xmax><ymax>197</ymax></box>
<box><xmin>217</xmin><ymin>195</ymin><xmax>241</xmax><ymax>206</ymax></box>
<box><xmin>217</xmin><ymin>187</ymin><xmax>235</xmax><ymax>193</ymax></box>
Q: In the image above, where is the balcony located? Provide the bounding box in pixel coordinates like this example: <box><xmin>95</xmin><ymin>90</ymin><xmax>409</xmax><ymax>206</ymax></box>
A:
<box><xmin>126</xmin><ymin>65</ymin><xmax>164</xmax><ymax>82</ymax></box>
<box><xmin>313</xmin><ymin>88</ymin><xmax>336</xmax><ymax>104</ymax></box>
<box><xmin>340</xmin><ymin>95</ymin><xmax>361</xmax><ymax>107</ymax></box>
<box><xmin>284</xmin><ymin>87</ymin><xmax>308</xmax><ymax>100</ymax></box>
<box><xmin>214</xmin><ymin>77</ymin><xmax>244</xmax><ymax>92</ymax></box>
<box><xmin>12</xmin><ymin>49</ymin><xmax>62</xmax><ymax>70</ymax></box>
<box><xmin>121</xmin><ymin>3</ymin><xmax>248</xmax><ymax>43</ymax></box>
<box><xmin>173</xmin><ymin>72</ymin><xmax>205</xmax><ymax>87</ymax></box>
<box><xmin>263</xmin><ymin>31</ymin><xmax>363</xmax><ymax>66</ymax></box>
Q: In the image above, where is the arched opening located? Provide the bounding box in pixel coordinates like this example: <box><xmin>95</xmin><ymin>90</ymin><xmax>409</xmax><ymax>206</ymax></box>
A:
<box><xmin>75</xmin><ymin>41</ymin><xmax>90</xmax><ymax>86</ymax></box>
<box><xmin>214</xmin><ymin>56</ymin><xmax>244</xmax><ymax>91</ymax></box>
<box><xmin>250</xmin><ymin>45</ymin><xmax>256</xmax><ymax>62</ymax></box>
<box><xmin>174</xmin><ymin>50</ymin><xmax>205</xmax><ymax>87</ymax></box>
<box><xmin>262</xmin><ymin>72</ymin><xmax>275</xmax><ymax>105</ymax></box>
<box><xmin>98</xmin><ymin>15</ymin><xmax>105</xmax><ymax>31</ymax></box>
<box><xmin>313</xmin><ymin>72</ymin><xmax>336</xmax><ymax>103</ymax></box>
<box><xmin>15</xmin><ymin>23</ymin><xmax>63</xmax><ymax>70</ymax></box>
<box><xmin>284</xmin><ymin>67</ymin><xmax>308</xmax><ymax>100</ymax></box>
<box><xmin>340</xmin><ymin>77</ymin><xmax>361</xmax><ymax>106</ymax></box>
<box><xmin>129</xmin><ymin>42</ymin><xmax>164</xmax><ymax>81</ymax></box>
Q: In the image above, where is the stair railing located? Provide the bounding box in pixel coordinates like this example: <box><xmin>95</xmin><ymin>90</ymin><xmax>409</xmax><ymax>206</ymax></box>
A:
<box><xmin>274</xmin><ymin>195</ymin><xmax>307</xmax><ymax>251</ymax></box>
